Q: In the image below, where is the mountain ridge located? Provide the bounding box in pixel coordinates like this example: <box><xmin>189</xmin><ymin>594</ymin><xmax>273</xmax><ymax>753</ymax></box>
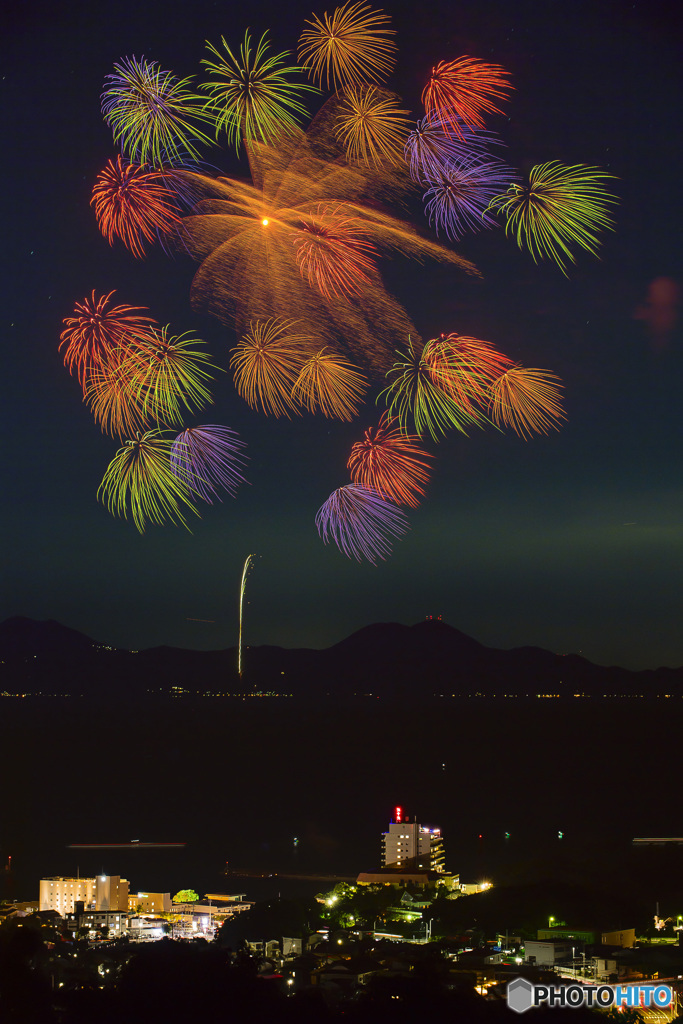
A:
<box><xmin>1</xmin><ymin>616</ymin><xmax>681</xmax><ymax>698</ymax></box>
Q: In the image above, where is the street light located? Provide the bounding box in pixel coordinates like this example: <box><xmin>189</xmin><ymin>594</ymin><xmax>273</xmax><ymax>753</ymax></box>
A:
<box><xmin>549</xmin><ymin>916</ymin><xmax>555</xmax><ymax>928</ymax></box>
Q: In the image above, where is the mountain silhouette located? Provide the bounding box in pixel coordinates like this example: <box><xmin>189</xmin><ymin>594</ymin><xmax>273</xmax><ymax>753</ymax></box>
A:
<box><xmin>1</xmin><ymin>616</ymin><xmax>681</xmax><ymax>699</ymax></box>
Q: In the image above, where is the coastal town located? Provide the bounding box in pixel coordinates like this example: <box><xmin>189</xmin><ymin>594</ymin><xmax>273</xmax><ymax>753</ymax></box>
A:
<box><xmin>2</xmin><ymin>811</ymin><xmax>683</xmax><ymax>1020</ymax></box>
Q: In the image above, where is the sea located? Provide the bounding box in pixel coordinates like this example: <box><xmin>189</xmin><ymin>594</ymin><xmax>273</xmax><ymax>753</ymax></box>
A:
<box><xmin>1</xmin><ymin>697</ymin><xmax>679</xmax><ymax>906</ymax></box>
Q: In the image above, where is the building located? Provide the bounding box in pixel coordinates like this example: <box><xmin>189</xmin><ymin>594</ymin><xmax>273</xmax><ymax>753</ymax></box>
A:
<box><xmin>39</xmin><ymin>875</ymin><xmax>129</xmax><ymax>915</ymax></box>
<box><xmin>460</xmin><ymin>881</ymin><xmax>492</xmax><ymax>895</ymax></box>
<box><xmin>95</xmin><ymin>874</ymin><xmax>129</xmax><ymax>911</ymax></box>
<box><xmin>128</xmin><ymin>892</ymin><xmax>171</xmax><ymax>914</ymax></box>
<box><xmin>601</xmin><ymin>928</ymin><xmax>635</xmax><ymax>949</ymax></box>
<box><xmin>525</xmin><ymin>940</ymin><xmax>574</xmax><ymax>966</ymax></box>
<box><xmin>357</xmin><ymin>871</ymin><xmax>458</xmax><ymax>890</ymax></box>
<box><xmin>536</xmin><ymin>926</ymin><xmax>634</xmax><ymax>948</ymax></box>
<box><xmin>66</xmin><ymin>904</ymin><xmax>127</xmax><ymax>938</ymax></box>
<box><xmin>129</xmin><ymin>917</ymin><xmax>169</xmax><ymax>941</ymax></box>
<box><xmin>381</xmin><ymin>806</ymin><xmax>446</xmax><ymax>873</ymax></box>
<box><xmin>40</xmin><ymin>877</ymin><xmax>97</xmax><ymax>914</ymax></box>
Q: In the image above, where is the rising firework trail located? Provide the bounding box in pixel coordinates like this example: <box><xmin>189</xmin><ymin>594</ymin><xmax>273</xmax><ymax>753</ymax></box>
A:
<box><xmin>238</xmin><ymin>554</ymin><xmax>256</xmax><ymax>679</ymax></box>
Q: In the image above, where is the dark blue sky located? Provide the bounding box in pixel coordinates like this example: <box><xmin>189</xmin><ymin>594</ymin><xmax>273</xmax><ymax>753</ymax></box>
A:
<box><xmin>2</xmin><ymin>0</ymin><xmax>681</xmax><ymax>670</ymax></box>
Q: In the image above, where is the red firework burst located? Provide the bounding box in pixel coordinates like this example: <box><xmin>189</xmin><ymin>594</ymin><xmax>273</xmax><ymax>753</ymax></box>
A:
<box><xmin>424</xmin><ymin>332</ymin><xmax>514</xmax><ymax>415</ymax></box>
<box><xmin>292</xmin><ymin>203</ymin><xmax>378</xmax><ymax>299</ymax></box>
<box><xmin>59</xmin><ymin>290</ymin><xmax>157</xmax><ymax>388</ymax></box>
<box><xmin>91</xmin><ymin>156</ymin><xmax>182</xmax><ymax>259</ymax></box>
<box><xmin>348</xmin><ymin>412</ymin><xmax>433</xmax><ymax>507</ymax></box>
<box><xmin>422</xmin><ymin>56</ymin><xmax>513</xmax><ymax>138</ymax></box>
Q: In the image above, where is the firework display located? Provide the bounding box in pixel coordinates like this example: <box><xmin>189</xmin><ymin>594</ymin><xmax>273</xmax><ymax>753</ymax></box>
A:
<box><xmin>98</xmin><ymin>430</ymin><xmax>201</xmax><ymax>533</ymax></box>
<box><xmin>298</xmin><ymin>2</ymin><xmax>397</xmax><ymax>92</ymax></box>
<box><xmin>293</xmin><ymin>203</ymin><xmax>378</xmax><ymax>299</ymax></box>
<box><xmin>60</xmin><ymin>291</ymin><xmax>157</xmax><ymax>388</ymax></box>
<box><xmin>238</xmin><ymin>554</ymin><xmax>256</xmax><ymax>677</ymax></box>
<box><xmin>123</xmin><ymin>326</ymin><xmax>216</xmax><ymax>427</ymax></box>
<box><xmin>380</xmin><ymin>337</ymin><xmax>487</xmax><ymax>442</ymax></box>
<box><xmin>488</xmin><ymin>367</ymin><xmax>566</xmax><ymax>439</ymax></box>
<box><xmin>61</xmin><ymin>9</ymin><xmax>619</xmax><ymax>556</ymax></box>
<box><xmin>422</xmin><ymin>56</ymin><xmax>513</xmax><ymax>137</ymax></box>
<box><xmin>335</xmin><ymin>86</ymin><xmax>411</xmax><ymax>167</ymax></box>
<box><xmin>84</xmin><ymin>360</ymin><xmax>153</xmax><ymax>439</ymax></box>
<box><xmin>487</xmin><ymin>162</ymin><xmax>618</xmax><ymax>274</ymax></box>
<box><xmin>292</xmin><ymin>349</ymin><xmax>368</xmax><ymax>420</ymax></box>
<box><xmin>170</xmin><ymin>426</ymin><xmax>248</xmax><ymax>502</ymax></box>
<box><xmin>91</xmin><ymin>157</ymin><xmax>182</xmax><ymax>259</ymax></box>
<box><xmin>422</xmin><ymin>154</ymin><xmax>516</xmax><ymax>241</ymax></box>
<box><xmin>348</xmin><ymin>413</ymin><xmax>432</xmax><ymax>507</ymax></box>
<box><xmin>101</xmin><ymin>56</ymin><xmax>214</xmax><ymax>168</ymax></box>
<box><xmin>424</xmin><ymin>333</ymin><xmax>514</xmax><ymax>416</ymax></box>
<box><xmin>405</xmin><ymin>112</ymin><xmax>504</xmax><ymax>184</ymax></box>
<box><xmin>230</xmin><ymin>318</ymin><xmax>313</xmax><ymax>418</ymax></box>
<box><xmin>201</xmin><ymin>32</ymin><xmax>316</xmax><ymax>151</ymax></box>
<box><xmin>178</xmin><ymin>122</ymin><xmax>477</xmax><ymax>373</ymax></box>
<box><xmin>315</xmin><ymin>483</ymin><xmax>408</xmax><ymax>563</ymax></box>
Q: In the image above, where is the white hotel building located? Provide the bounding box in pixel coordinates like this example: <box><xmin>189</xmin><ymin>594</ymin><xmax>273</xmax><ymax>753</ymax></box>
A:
<box><xmin>39</xmin><ymin>875</ymin><xmax>129</xmax><ymax>915</ymax></box>
<box><xmin>381</xmin><ymin>807</ymin><xmax>446</xmax><ymax>873</ymax></box>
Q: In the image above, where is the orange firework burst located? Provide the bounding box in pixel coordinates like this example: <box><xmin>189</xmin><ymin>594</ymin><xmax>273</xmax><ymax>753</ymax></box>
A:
<box><xmin>59</xmin><ymin>290</ymin><xmax>157</xmax><ymax>388</ymax></box>
<box><xmin>230</xmin><ymin>318</ymin><xmax>313</xmax><ymax>417</ymax></box>
<box><xmin>91</xmin><ymin>156</ymin><xmax>182</xmax><ymax>259</ymax></box>
<box><xmin>487</xmin><ymin>366</ymin><xmax>566</xmax><ymax>439</ymax></box>
<box><xmin>298</xmin><ymin>1</ymin><xmax>397</xmax><ymax>92</ymax></box>
<box><xmin>293</xmin><ymin>203</ymin><xmax>377</xmax><ymax>298</ymax></box>
<box><xmin>422</xmin><ymin>56</ymin><xmax>513</xmax><ymax>138</ymax></box>
<box><xmin>292</xmin><ymin>348</ymin><xmax>367</xmax><ymax>419</ymax></box>
<box><xmin>83</xmin><ymin>359</ymin><xmax>152</xmax><ymax>439</ymax></box>
<box><xmin>335</xmin><ymin>86</ymin><xmax>411</xmax><ymax>167</ymax></box>
<box><xmin>348</xmin><ymin>412</ymin><xmax>432</xmax><ymax>507</ymax></box>
<box><xmin>178</xmin><ymin>105</ymin><xmax>478</xmax><ymax>375</ymax></box>
<box><xmin>424</xmin><ymin>332</ymin><xmax>514</xmax><ymax>415</ymax></box>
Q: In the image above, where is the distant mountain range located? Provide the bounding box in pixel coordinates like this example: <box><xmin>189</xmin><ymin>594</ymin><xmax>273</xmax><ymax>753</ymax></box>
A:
<box><xmin>1</xmin><ymin>616</ymin><xmax>682</xmax><ymax>699</ymax></box>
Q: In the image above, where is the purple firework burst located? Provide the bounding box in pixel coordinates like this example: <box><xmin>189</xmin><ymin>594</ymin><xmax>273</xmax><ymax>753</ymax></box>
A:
<box><xmin>315</xmin><ymin>483</ymin><xmax>409</xmax><ymax>564</ymax></box>
<box><xmin>405</xmin><ymin>112</ymin><xmax>505</xmax><ymax>184</ymax></box>
<box><xmin>170</xmin><ymin>425</ymin><xmax>248</xmax><ymax>503</ymax></box>
<box><xmin>423</xmin><ymin>154</ymin><xmax>517</xmax><ymax>241</ymax></box>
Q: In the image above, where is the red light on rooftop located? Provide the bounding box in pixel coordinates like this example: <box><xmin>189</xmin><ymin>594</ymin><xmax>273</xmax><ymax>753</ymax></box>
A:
<box><xmin>395</xmin><ymin>805</ymin><xmax>403</xmax><ymax>823</ymax></box>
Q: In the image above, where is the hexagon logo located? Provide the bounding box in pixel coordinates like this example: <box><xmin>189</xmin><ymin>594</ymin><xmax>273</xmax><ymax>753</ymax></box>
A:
<box><xmin>507</xmin><ymin>977</ymin><xmax>534</xmax><ymax>1014</ymax></box>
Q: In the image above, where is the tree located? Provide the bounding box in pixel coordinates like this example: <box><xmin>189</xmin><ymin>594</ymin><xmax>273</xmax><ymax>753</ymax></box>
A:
<box><xmin>173</xmin><ymin>889</ymin><xmax>199</xmax><ymax>904</ymax></box>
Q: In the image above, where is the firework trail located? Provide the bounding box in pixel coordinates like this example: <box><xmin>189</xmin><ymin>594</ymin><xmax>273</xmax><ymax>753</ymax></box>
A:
<box><xmin>238</xmin><ymin>554</ymin><xmax>256</xmax><ymax>679</ymax></box>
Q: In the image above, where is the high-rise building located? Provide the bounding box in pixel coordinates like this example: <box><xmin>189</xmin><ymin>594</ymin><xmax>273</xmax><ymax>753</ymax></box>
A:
<box><xmin>95</xmin><ymin>874</ymin><xmax>129</xmax><ymax>911</ymax></box>
<box><xmin>40</xmin><ymin>877</ymin><xmax>96</xmax><ymax>915</ymax></box>
<box><xmin>39</xmin><ymin>875</ymin><xmax>129</xmax><ymax>914</ymax></box>
<box><xmin>381</xmin><ymin>806</ymin><xmax>445</xmax><ymax>873</ymax></box>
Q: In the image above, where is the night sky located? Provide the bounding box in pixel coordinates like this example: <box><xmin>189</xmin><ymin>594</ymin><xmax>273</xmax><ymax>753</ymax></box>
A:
<box><xmin>3</xmin><ymin>0</ymin><xmax>682</xmax><ymax>671</ymax></box>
